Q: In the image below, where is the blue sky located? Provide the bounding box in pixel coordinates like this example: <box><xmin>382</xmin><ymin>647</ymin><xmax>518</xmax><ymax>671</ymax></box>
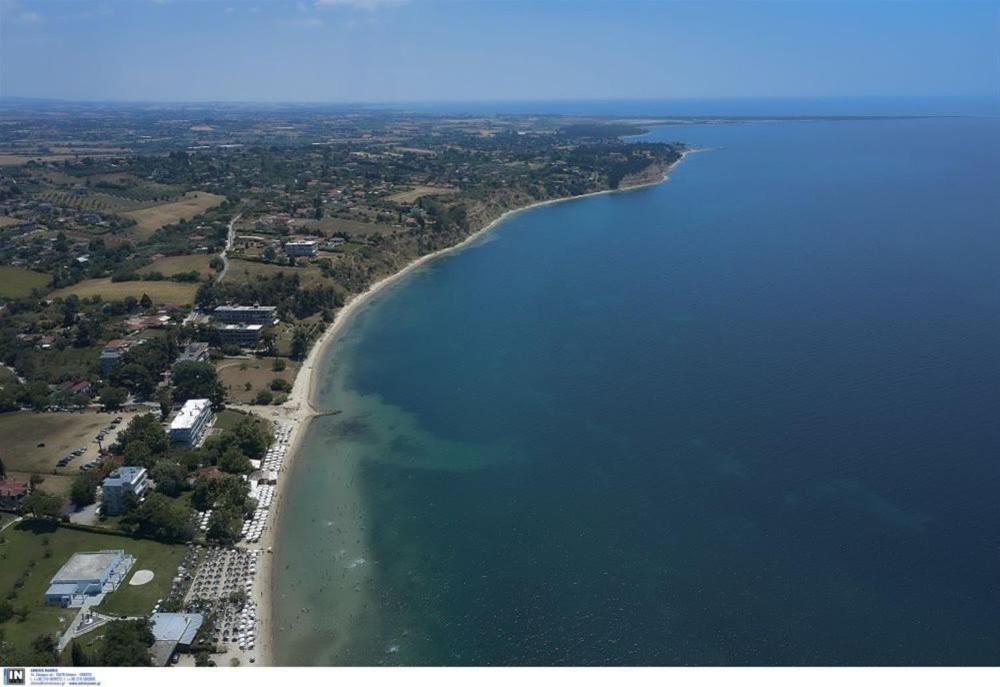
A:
<box><xmin>1</xmin><ymin>0</ymin><xmax>997</xmax><ymax>102</ymax></box>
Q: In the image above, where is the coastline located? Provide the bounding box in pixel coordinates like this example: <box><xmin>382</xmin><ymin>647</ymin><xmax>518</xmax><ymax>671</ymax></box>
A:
<box><xmin>251</xmin><ymin>147</ymin><xmax>695</xmax><ymax>666</ymax></box>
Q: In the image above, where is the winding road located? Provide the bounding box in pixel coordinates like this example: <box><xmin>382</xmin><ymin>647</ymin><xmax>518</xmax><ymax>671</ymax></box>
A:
<box><xmin>216</xmin><ymin>212</ymin><xmax>242</xmax><ymax>283</ymax></box>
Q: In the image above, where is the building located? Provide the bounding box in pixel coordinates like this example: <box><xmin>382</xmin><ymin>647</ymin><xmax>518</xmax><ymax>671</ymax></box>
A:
<box><xmin>99</xmin><ymin>338</ymin><xmax>135</xmax><ymax>376</ymax></box>
<box><xmin>216</xmin><ymin>323</ymin><xmax>264</xmax><ymax>347</ymax></box>
<box><xmin>169</xmin><ymin>398</ymin><xmax>214</xmax><ymax>447</ymax></box>
<box><xmin>44</xmin><ymin>550</ymin><xmax>133</xmax><ymax>607</ymax></box>
<box><xmin>174</xmin><ymin>342</ymin><xmax>210</xmax><ymax>366</ymax></box>
<box><xmin>283</xmin><ymin>240</ymin><xmax>319</xmax><ymax>257</ymax></box>
<box><xmin>101</xmin><ymin>466</ymin><xmax>150</xmax><ymax>515</ymax></box>
<box><xmin>212</xmin><ymin>305</ymin><xmax>277</xmax><ymax>325</ymax></box>
<box><xmin>150</xmin><ymin>612</ymin><xmax>205</xmax><ymax>666</ymax></box>
<box><xmin>0</xmin><ymin>479</ymin><xmax>29</xmax><ymax>510</ymax></box>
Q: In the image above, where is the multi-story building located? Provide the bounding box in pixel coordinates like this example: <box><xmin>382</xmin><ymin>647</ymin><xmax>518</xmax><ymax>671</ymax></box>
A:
<box><xmin>283</xmin><ymin>240</ymin><xmax>319</xmax><ymax>257</ymax></box>
<box><xmin>168</xmin><ymin>398</ymin><xmax>214</xmax><ymax>447</ymax></box>
<box><xmin>215</xmin><ymin>323</ymin><xmax>264</xmax><ymax>347</ymax></box>
<box><xmin>101</xmin><ymin>467</ymin><xmax>150</xmax><ymax>515</ymax></box>
<box><xmin>212</xmin><ymin>305</ymin><xmax>277</xmax><ymax>325</ymax></box>
<box><xmin>99</xmin><ymin>339</ymin><xmax>133</xmax><ymax>376</ymax></box>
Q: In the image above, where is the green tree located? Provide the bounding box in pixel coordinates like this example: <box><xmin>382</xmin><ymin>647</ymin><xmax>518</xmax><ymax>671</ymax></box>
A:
<box><xmin>70</xmin><ymin>472</ymin><xmax>99</xmax><ymax>508</ymax></box>
<box><xmin>172</xmin><ymin>361</ymin><xmax>225</xmax><ymax>408</ymax></box>
<box><xmin>150</xmin><ymin>460</ymin><xmax>187</xmax><ymax>497</ymax></box>
<box><xmin>20</xmin><ymin>490</ymin><xmax>65</xmax><ymax>519</ymax></box>
<box><xmin>124</xmin><ymin>493</ymin><xmax>195</xmax><ymax>543</ymax></box>
<box><xmin>270</xmin><ymin>377</ymin><xmax>291</xmax><ymax>393</ymax></box>
<box><xmin>99</xmin><ymin>385</ymin><xmax>128</xmax><ymax>411</ymax></box>
<box><xmin>156</xmin><ymin>386</ymin><xmax>173</xmax><ymax>421</ymax></box>
<box><xmin>254</xmin><ymin>389</ymin><xmax>273</xmax><ymax>405</ymax></box>
<box><xmin>0</xmin><ymin>456</ymin><xmax>5</xmax><ymax>479</ymax></box>
<box><xmin>114</xmin><ymin>413</ymin><xmax>169</xmax><ymax>455</ymax></box>
<box><xmin>219</xmin><ymin>445</ymin><xmax>251</xmax><ymax>474</ymax></box>
<box><xmin>290</xmin><ymin>328</ymin><xmax>310</xmax><ymax>360</ymax></box>
<box><xmin>98</xmin><ymin>620</ymin><xmax>154</xmax><ymax>666</ymax></box>
<box><xmin>139</xmin><ymin>293</ymin><xmax>153</xmax><ymax>310</ymax></box>
<box><xmin>206</xmin><ymin>506</ymin><xmax>242</xmax><ymax>544</ymax></box>
<box><xmin>109</xmin><ymin>363</ymin><xmax>156</xmax><ymax>398</ymax></box>
<box><xmin>70</xmin><ymin>640</ymin><xmax>91</xmax><ymax>666</ymax></box>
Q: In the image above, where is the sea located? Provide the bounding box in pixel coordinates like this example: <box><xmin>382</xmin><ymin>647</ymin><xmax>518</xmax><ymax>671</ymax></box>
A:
<box><xmin>271</xmin><ymin>99</ymin><xmax>1000</xmax><ymax>665</ymax></box>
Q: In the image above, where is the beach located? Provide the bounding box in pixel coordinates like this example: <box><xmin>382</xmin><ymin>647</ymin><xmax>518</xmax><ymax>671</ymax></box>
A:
<box><xmin>250</xmin><ymin>150</ymin><xmax>693</xmax><ymax>666</ymax></box>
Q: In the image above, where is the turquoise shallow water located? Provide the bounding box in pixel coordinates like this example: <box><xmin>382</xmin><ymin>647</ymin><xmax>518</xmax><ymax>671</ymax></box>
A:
<box><xmin>273</xmin><ymin>115</ymin><xmax>1000</xmax><ymax>665</ymax></box>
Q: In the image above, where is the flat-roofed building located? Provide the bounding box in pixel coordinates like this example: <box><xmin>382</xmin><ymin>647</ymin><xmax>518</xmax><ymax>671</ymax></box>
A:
<box><xmin>101</xmin><ymin>466</ymin><xmax>150</xmax><ymax>515</ymax></box>
<box><xmin>216</xmin><ymin>323</ymin><xmax>264</xmax><ymax>346</ymax></box>
<box><xmin>283</xmin><ymin>240</ymin><xmax>318</xmax><ymax>257</ymax></box>
<box><xmin>212</xmin><ymin>305</ymin><xmax>277</xmax><ymax>325</ymax></box>
<box><xmin>44</xmin><ymin>550</ymin><xmax>133</xmax><ymax>607</ymax></box>
<box><xmin>169</xmin><ymin>398</ymin><xmax>214</xmax><ymax>447</ymax></box>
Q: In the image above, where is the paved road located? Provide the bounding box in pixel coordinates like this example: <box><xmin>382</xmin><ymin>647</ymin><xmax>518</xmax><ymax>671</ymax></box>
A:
<box><xmin>217</xmin><ymin>212</ymin><xmax>242</xmax><ymax>283</ymax></box>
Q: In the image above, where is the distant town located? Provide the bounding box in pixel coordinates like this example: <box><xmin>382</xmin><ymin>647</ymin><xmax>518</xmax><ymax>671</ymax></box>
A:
<box><xmin>0</xmin><ymin>102</ymin><xmax>683</xmax><ymax>667</ymax></box>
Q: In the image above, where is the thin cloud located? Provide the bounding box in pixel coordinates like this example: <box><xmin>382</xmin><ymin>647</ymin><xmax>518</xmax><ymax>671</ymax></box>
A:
<box><xmin>1</xmin><ymin>0</ymin><xmax>43</xmax><ymax>24</ymax></box>
<box><xmin>315</xmin><ymin>0</ymin><xmax>409</xmax><ymax>11</ymax></box>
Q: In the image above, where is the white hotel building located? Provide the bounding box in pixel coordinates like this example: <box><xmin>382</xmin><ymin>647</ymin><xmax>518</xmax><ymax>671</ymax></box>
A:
<box><xmin>169</xmin><ymin>398</ymin><xmax>214</xmax><ymax>447</ymax></box>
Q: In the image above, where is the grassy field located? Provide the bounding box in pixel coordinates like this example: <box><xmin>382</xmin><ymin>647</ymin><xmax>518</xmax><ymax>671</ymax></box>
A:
<box><xmin>145</xmin><ymin>254</ymin><xmax>216</xmax><ymax>278</ymax></box>
<box><xmin>0</xmin><ymin>520</ymin><xmax>185</xmax><ymax>660</ymax></box>
<box><xmin>124</xmin><ymin>192</ymin><xmax>225</xmax><ymax>240</ymax></box>
<box><xmin>50</xmin><ymin>279</ymin><xmax>199</xmax><ymax>306</ymax></box>
<box><xmin>213</xmin><ymin>408</ymin><xmax>272</xmax><ymax>434</ymax></box>
<box><xmin>0</xmin><ymin>266</ymin><xmax>50</xmax><ymax>298</ymax></box>
<box><xmin>0</xmin><ymin>411</ymin><xmax>126</xmax><ymax>493</ymax></box>
<box><xmin>0</xmin><ymin>215</ymin><xmax>23</xmax><ymax>227</ymax></box>
<box><xmin>223</xmin><ymin>259</ymin><xmax>327</xmax><ymax>287</ymax></box>
<box><xmin>216</xmin><ymin>356</ymin><xmax>300</xmax><ymax>404</ymax></box>
<box><xmin>386</xmin><ymin>185</ymin><xmax>457</xmax><ymax>204</ymax></box>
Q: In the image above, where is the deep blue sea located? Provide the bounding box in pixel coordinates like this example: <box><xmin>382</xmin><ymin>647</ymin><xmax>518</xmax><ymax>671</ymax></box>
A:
<box><xmin>272</xmin><ymin>111</ymin><xmax>1000</xmax><ymax>665</ymax></box>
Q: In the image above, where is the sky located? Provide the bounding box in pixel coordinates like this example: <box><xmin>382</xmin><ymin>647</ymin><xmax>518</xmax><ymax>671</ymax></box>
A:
<box><xmin>0</xmin><ymin>0</ymin><xmax>997</xmax><ymax>103</ymax></box>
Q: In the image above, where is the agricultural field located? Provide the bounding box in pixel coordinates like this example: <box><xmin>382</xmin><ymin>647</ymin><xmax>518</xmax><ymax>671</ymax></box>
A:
<box><xmin>0</xmin><ymin>215</ymin><xmax>24</xmax><ymax>227</ymax></box>
<box><xmin>36</xmin><ymin>185</ymin><xmax>184</xmax><ymax>215</ymax></box>
<box><xmin>0</xmin><ymin>520</ymin><xmax>185</xmax><ymax>661</ymax></box>
<box><xmin>124</xmin><ymin>192</ymin><xmax>226</xmax><ymax>240</ymax></box>
<box><xmin>292</xmin><ymin>216</ymin><xmax>399</xmax><ymax>237</ymax></box>
<box><xmin>223</xmin><ymin>259</ymin><xmax>327</xmax><ymax>288</ymax></box>
<box><xmin>386</xmin><ymin>185</ymin><xmax>458</xmax><ymax>204</ymax></box>
<box><xmin>50</xmin><ymin>278</ymin><xmax>200</xmax><ymax>306</ymax></box>
<box><xmin>144</xmin><ymin>254</ymin><xmax>216</xmax><ymax>279</ymax></box>
<box><xmin>0</xmin><ymin>411</ymin><xmax>128</xmax><ymax>489</ymax></box>
<box><xmin>216</xmin><ymin>356</ymin><xmax>300</xmax><ymax>404</ymax></box>
<box><xmin>0</xmin><ymin>266</ymin><xmax>50</xmax><ymax>298</ymax></box>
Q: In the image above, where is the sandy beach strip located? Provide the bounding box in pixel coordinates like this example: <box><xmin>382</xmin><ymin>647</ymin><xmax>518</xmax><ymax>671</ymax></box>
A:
<box><xmin>250</xmin><ymin>148</ymin><xmax>695</xmax><ymax>666</ymax></box>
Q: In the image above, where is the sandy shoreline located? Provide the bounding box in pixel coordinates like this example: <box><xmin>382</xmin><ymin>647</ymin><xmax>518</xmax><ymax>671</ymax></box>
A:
<box><xmin>250</xmin><ymin>148</ymin><xmax>694</xmax><ymax>666</ymax></box>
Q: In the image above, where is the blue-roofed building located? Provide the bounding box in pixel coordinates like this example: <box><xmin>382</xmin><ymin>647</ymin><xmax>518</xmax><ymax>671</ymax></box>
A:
<box><xmin>150</xmin><ymin>612</ymin><xmax>205</xmax><ymax>665</ymax></box>
<box><xmin>44</xmin><ymin>550</ymin><xmax>132</xmax><ymax>607</ymax></box>
<box><xmin>101</xmin><ymin>466</ymin><xmax>150</xmax><ymax>515</ymax></box>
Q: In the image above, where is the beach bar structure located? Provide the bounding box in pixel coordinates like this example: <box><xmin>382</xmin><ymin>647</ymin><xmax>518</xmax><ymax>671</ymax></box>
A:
<box><xmin>44</xmin><ymin>550</ymin><xmax>133</xmax><ymax>607</ymax></box>
<box><xmin>150</xmin><ymin>612</ymin><xmax>205</xmax><ymax>666</ymax></box>
<box><xmin>169</xmin><ymin>398</ymin><xmax>214</xmax><ymax>447</ymax></box>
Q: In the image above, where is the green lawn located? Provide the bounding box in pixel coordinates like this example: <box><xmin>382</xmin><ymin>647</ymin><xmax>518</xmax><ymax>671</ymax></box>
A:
<box><xmin>214</xmin><ymin>408</ymin><xmax>271</xmax><ymax>434</ymax></box>
<box><xmin>0</xmin><ymin>520</ymin><xmax>185</xmax><ymax>662</ymax></box>
<box><xmin>0</xmin><ymin>266</ymin><xmax>50</xmax><ymax>298</ymax></box>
